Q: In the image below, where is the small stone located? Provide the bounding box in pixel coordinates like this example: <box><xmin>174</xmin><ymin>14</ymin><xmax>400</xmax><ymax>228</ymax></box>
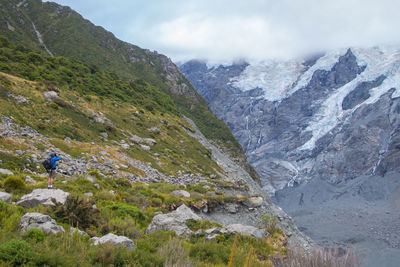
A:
<box><xmin>0</xmin><ymin>168</ymin><xmax>14</xmax><ymax>176</ymax></box>
<box><xmin>85</xmin><ymin>175</ymin><xmax>96</xmax><ymax>183</ymax></box>
<box><xmin>0</xmin><ymin>192</ymin><xmax>12</xmax><ymax>203</ymax></box>
<box><xmin>94</xmin><ymin>183</ymin><xmax>100</xmax><ymax>189</ymax></box>
<box><xmin>139</xmin><ymin>144</ymin><xmax>150</xmax><ymax>151</ymax></box>
<box><xmin>243</xmin><ymin>196</ymin><xmax>263</xmax><ymax>208</ymax></box>
<box><xmin>61</xmin><ymin>181</ymin><xmax>67</xmax><ymax>184</ymax></box>
<box><xmin>171</xmin><ymin>190</ymin><xmax>190</xmax><ymax>198</ymax></box>
<box><xmin>225</xmin><ymin>203</ymin><xmax>239</xmax><ymax>214</ymax></box>
<box><xmin>209</xmin><ymin>174</ymin><xmax>217</xmax><ymax>179</ymax></box>
<box><xmin>15</xmin><ymin>150</ymin><xmax>23</xmax><ymax>156</ymax></box>
<box><xmin>84</xmin><ymin>192</ymin><xmax>93</xmax><ymax>197</ymax></box>
<box><xmin>69</xmin><ymin>227</ymin><xmax>89</xmax><ymax>237</ymax></box>
<box><xmin>25</xmin><ymin>176</ymin><xmax>36</xmax><ymax>183</ymax></box>
<box><xmin>43</xmin><ymin>91</ymin><xmax>59</xmax><ymax>101</ymax></box>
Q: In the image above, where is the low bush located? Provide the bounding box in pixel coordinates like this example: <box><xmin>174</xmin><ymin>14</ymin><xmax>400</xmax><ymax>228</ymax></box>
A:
<box><xmin>0</xmin><ymin>239</ymin><xmax>33</xmax><ymax>266</ymax></box>
<box><xmin>3</xmin><ymin>176</ymin><xmax>26</xmax><ymax>192</ymax></box>
<box><xmin>23</xmin><ymin>229</ymin><xmax>45</xmax><ymax>242</ymax></box>
<box><xmin>54</xmin><ymin>195</ymin><xmax>102</xmax><ymax>229</ymax></box>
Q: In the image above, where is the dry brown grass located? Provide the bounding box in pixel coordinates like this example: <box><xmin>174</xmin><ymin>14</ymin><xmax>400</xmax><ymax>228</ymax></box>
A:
<box><xmin>271</xmin><ymin>247</ymin><xmax>361</xmax><ymax>267</ymax></box>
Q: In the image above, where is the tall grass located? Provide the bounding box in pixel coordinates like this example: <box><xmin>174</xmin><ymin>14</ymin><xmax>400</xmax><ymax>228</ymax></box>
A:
<box><xmin>271</xmin><ymin>247</ymin><xmax>361</xmax><ymax>267</ymax></box>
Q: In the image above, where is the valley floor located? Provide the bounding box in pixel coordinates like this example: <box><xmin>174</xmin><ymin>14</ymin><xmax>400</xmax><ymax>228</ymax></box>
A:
<box><xmin>274</xmin><ymin>172</ymin><xmax>400</xmax><ymax>267</ymax></box>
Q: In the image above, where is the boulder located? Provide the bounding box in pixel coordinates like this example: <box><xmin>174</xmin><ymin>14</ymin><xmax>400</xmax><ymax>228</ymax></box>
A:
<box><xmin>226</xmin><ymin>224</ymin><xmax>266</xmax><ymax>238</ymax></box>
<box><xmin>0</xmin><ymin>168</ymin><xmax>13</xmax><ymax>176</ymax></box>
<box><xmin>43</xmin><ymin>91</ymin><xmax>59</xmax><ymax>101</ymax></box>
<box><xmin>243</xmin><ymin>196</ymin><xmax>263</xmax><ymax>208</ymax></box>
<box><xmin>171</xmin><ymin>190</ymin><xmax>190</xmax><ymax>198</ymax></box>
<box><xmin>69</xmin><ymin>227</ymin><xmax>89</xmax><ymax>237</ymax></box>
<box><xmin>90</xmin><ymin>233</ymin><xmax>135</xmax><ymax>250</ymax></box>
<box><xmin>17</xmin><ymin>189</ymin><xmax>69</xmax><ymax>208</ymax></box>
<box><xmin>19</xmin><ymin>213</ymin><xmax>64</xmax><ymax>234</ymax></box>
<box><xmin>146</xmin><ymin>204</ymin><xmax>201</xmax><ymax>236</ymax></box>
<box><xmin>0</xmin><ymin>192</ymin><xmax>11</xmax><ymax>203</ymax></box>
<box><xmin>25</xmin><ymin>176</ymin><xmax>36</xmax><ymax>183</ymax></box>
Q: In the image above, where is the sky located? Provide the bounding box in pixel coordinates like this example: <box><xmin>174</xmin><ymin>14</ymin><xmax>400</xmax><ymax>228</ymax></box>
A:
<box><xmin>45</xmin><ymin>0</ymin><xmax>400</xmax><ymax>63</ymax></box>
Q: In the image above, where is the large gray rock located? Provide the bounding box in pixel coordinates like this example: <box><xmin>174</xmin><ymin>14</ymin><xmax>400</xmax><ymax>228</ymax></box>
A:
<box><xmin>19</xmin><ymin>212</ymin><xmax>64</xmax><ymax>234</ymax></box>
<box><xmin>43</xmin><ymin>91</ymin><xmax>59</xmax><ymax>101</ymax></box>
<box><xmin>171</xmin><ymin>190</ymin><xmax>191</xmax><ymax>198</ymax></box>
<box><xmin>146</xmin><ymin>204</ymin><xmax>201</xmax><ymax>236</ymax></box>
<box><xmin>226</xmin><ymin>224</ymin><xmax>266</xmax><ymax>238</ymax></box>
<box><xmin>0</xmin><ymin>192</ymin><xmax>11</xmax><ymax>203</ymax></box>
<box><xmin>0</xmin><ymin>168</ymin><xmax>13</xmax><ymax>176</ymax></box>
<box><xmin>90</xmin><ymin>233</ymin><xmax>135</xmax><ymax>250</ymax></box>
<box><xmin>17</xmin><ymin>189</ymin><xmax>69</xmax><ymax>208</ymax></box>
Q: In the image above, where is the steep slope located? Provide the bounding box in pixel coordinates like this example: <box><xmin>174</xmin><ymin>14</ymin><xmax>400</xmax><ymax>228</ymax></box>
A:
<box><xmin>0</xmin><ymin>0</ymin><xmax>253</xmax><ymax>171</ymax></box>
<box><xmin>180</xmin><ymin>46</ymin><xmax>400</xmax><ymax>266</ymax></box>
<box><xmin>0</xmin><ymin>36</ymin><xmax>315</xmax><ymax>265</ymax></box>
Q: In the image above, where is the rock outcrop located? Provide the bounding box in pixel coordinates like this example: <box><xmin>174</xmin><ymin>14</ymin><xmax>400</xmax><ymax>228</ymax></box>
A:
<box><xmin>146</xmin><ymin>204</ymin><xmax>202</xmax><ymax>237</ymax></box>
<box><xmin>90</xmin><ymin>233</ymin><xmax>136</xmax><ymax>250</ymax></box>
<box><xmin>19</xmin><ymin>213</ymin><xmax>64</xmax><ymax>234</ymax></box>
<box><xmin>17</xmin><ymin>189</ymin><xmax>69</xmax><ymax>208</ymax></box>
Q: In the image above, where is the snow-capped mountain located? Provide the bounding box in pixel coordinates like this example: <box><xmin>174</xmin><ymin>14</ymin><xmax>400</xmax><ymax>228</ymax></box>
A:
<box><xmin>180</xmin><ymin>46</ymin><xmax>400</xmax><ymax>194</ymax></box>
<box><xmin>179</xmin><ymin>47</ymin><xmax>400</xmax><ymax>266</ymax></box>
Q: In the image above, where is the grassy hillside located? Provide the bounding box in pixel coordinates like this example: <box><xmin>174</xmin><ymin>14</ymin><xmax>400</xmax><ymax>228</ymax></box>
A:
<box><xmin>0</xmin><ymin>0</ymin><xmax>238</xmax><ymax>147</ymax></box>
<box><xmin>0</xmin><ymin>38</ymin><xmax>289</xmax><ymax>266</ymax></box>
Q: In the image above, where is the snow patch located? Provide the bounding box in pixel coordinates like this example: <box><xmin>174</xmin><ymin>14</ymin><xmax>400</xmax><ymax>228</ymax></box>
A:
<box><xmin>229</xmin><ymin>59</ymin><xmax>305</xmax><ymax>101</ymax></box>
<box><xmin>298</xmin><ymin>46</ymin><xmax>400</xmax><ymax>151</ymax></box>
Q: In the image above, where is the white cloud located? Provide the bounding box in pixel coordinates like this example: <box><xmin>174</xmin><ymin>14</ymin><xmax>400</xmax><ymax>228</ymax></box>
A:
<box><xmin>47</xmin><ymin>0</ymin><xmax>400</xmax><ymax>63</ymax></box>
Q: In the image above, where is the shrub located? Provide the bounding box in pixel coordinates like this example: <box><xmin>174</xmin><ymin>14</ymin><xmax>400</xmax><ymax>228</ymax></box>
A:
<box><xmin>23</xmin><ymin>229</ymin><xmax>45</xmax><ymax>242</ymax></box>
<box><xmin>54</xmin><ymin>195</ymin><xmax>102</xmax><ymax>229</ymax></box>
<box><xmin>105</xmin><ymin>203</ymin><xmax>145</xmax><ymax>225</ymax></box>
<box><xmin>115</xmin><ymin>178</ymin><xmax>131</xmax><ymax>188</ymax></box>
<box><xmin>3</xmin><ymin>176</ymin><xmax>26</xmax><ymax>192</ymax></box>
<box><xmin>186</xmin><ymin>219</ymin><xmax>221</xmax><ymax>231</ymax></box>
<box><xmin>0</xmin><ymin>239</ymin><xmax>33</xmax><ymax>265</ymax></box>
<box><xmin>261</xmin><ymin>215</ymin><xmax>279</xmax><ymax>234</ymax></box>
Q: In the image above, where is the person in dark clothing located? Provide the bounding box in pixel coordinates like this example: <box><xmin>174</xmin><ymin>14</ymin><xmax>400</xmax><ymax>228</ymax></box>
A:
<box><xmin>48</xmin><ymin>152</ymin><xmax>60</xmax><ymax>189</ymax></box>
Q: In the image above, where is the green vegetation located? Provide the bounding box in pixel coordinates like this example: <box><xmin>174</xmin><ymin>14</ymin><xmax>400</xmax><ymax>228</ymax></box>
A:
<box><xmin>0</xmin><ymin>171</ymin><xmax>287</xmax><ymax>266</ymax></box>
<box><xmin>0</xmin><ymin>1</ymin><xmax>252</xmax><ymax>171</ymax></box>
<box><xmin>3</xmin><ymin>176</ymin><xmax>26</xmax><ymax>193</ymax></box>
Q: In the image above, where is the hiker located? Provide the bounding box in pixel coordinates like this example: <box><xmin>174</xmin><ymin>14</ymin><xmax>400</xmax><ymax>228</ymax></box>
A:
<box><xmin>47</xmin><ymin>152</ymin><xmax>60</xmax><ymax>189</ymax></box>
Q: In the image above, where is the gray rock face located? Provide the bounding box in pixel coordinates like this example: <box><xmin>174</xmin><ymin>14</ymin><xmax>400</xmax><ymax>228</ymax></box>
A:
<box><xmin>19</xmin><ymin>212</ymin><xmax>64</xmax><ymax>234</ymax></box>
<box><xmin>0</xmin><ymin>192</ymin><xmax>11</xmax><ymax>203</ymax></box>
<box><xmin>172</xmin><ymin>190</ymin><xmax>191</xmax><ymax>198</ymax></box>
<box><xmin>146</xmin><ymin>204</ymin><xmax>201</xmax><ymax>236</ymax></box>
<box><xmin>17</xmin><ymin>189</ymin><xmax>69</xmax><ymax>208</ymax></box>
<box><xmin>90</xmin><ymin>233</ymin><xmax>135</xmax><ymax>250</ymax></box>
